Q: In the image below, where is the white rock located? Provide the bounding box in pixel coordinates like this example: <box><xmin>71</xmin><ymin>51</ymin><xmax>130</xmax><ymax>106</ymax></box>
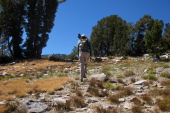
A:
<box><xmin>2</xmin><ymin>72</ymin><xmax>8</xmax><ymax>76</ymax></box>
<box><xmin>88</xmin><ymin>73</ymin><xmax>107</xmax><ymax>81</ymax></box>
<box><xmin>134</xmin><ymin>80</ymin><xmax>147</xmax><ymax>85</ymax></box>
<box><xmin>124</xmin><ymin>102</ymin><xmax>132</xmax><ymax>109</ymax></box>
<box><xmin>53</xmin><ymin>98</ymin><xmax>66</xmax><ymax>105</ymax></box>
<box><xmin>119</xmin><ymin>98</ymin><xmax>126</xmax><ymax>102</ymax></box>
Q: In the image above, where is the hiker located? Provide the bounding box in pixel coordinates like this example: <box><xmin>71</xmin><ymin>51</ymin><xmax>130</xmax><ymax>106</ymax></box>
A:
<box><xmin>77</xmin><ymin>34</ymin><xmax>92</xmax><ymax>82</ymax></box>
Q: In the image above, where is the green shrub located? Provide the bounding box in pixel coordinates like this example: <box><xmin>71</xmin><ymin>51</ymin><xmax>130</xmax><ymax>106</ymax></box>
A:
<box><xmin>160</xmin><ymin>72</ymin><xmax>170</xmax><ymax>78</ymax></box>
<box><xmin>142</xmin><ymin>74</ymin><xmax>157</xmax><ymax>80</ymax></box>
<box><xmin>100</xmin><ymin>67</ymin><xmax>111</xmax><ymax>76</ymax></box>
<box><xmin>57</xmin><ymin>73</ymin><xmax>67</xmax><ymax>77</ymax></box>
<box><xmin>49</xmin><ymin>55</ymin><xmax>61</xmax><ymax>61</ymax></box>
<box><xmin>124</xmin><ymin>70</ymin><xmax>135</xmax><ymax>77</ymax></box>
<box><xmin>116</xmin><ymin>74</ymin><xmax>124</xmax><ymax>78</ymax></box>
<box><xmin>156</xmin><ymin>98</ymin><xmax>170</xmax><ymax>112</ymax></box>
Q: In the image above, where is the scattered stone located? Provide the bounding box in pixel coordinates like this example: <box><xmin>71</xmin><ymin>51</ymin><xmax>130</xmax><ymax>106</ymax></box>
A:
<box><xmin>21</xmin><ymin>100</ymin><xmax>49</xmax><ymax>113</ymax></box>
<box><xmin>88</xmin><ymin>73</ymin><xmax>108</xmax><ymax>81</ymax></box>
<box><xmin>124</xmin><ymin>102</ymin><xmax>132</xmax><ymax>109</ymax></box>
<box><xmin>2</xmin><ymin>72</ymin><xmax>8</xmax><ymax>76</ymax></box>
<box><xmin>53</xmin><ymin>98</ymin><xmax>66</xmax><ymax>105</ymax></box>
<box><xmin>0</xmin><ymin>100</ymin><xmax>6</xmax><ymax>105</ymax></box>
<box><xmin>134</xmin><ymin>80</ymin><xmax>147</xmax><ymax>85</ymax></box>
<box><xmin>119</xmin><ymin>98</ymin><xmax>126</xmax><ymax>102</ymax></box>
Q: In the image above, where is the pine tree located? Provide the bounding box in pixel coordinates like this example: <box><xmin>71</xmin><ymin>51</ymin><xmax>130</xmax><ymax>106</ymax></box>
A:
<box><xmin>90</xmin><ymin>15</ymin><xmax>130</xmax><ymax>56</ymax></box>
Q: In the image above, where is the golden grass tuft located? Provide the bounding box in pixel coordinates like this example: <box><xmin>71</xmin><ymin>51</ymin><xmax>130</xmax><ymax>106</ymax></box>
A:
<box><xmin>0</xmin><ymin>77</ymin><xmax>73</xmax><ymax>101</ymax></box>
<box><xmin>33</xmin><ymin>77</ymin><xmax>73</xmax><ymax>93</ymax></box>
<box><xmin>0</xmin><ymin>105</ymin><xmax>8</xmax><ymax>113</ymax></box>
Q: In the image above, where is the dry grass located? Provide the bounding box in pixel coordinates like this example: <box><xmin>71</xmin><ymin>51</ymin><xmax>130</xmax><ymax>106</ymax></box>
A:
<box><xmin>0</xmin><ymin>77</ymin><xmax>73</xmax><ymax>101</ymax></box>
<box><xmin>161</xmin><ymin>79</ymin><xmax>170</xmax><ymax>87</ymax></box>
<box><xmin>0</xmin><ymin>105</ymin><xmax>8</xmax><ymax>113</ymax></box>
<box><xmin>0</xmin><ymin>59</ymin><xmax>68</xmax><ymax>75</ymax></box>
<box><xmin>32</xmin><ymin>77</ymin><xmax>73</xmax><ymax>93</ymax></box>
<box><xmin>95</xmin><ymin>105</ymin><xmax>118</xmax><ymax>113</ymax></box>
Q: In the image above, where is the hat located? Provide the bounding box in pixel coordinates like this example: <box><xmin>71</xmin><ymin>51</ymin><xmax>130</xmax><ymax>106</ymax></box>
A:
<box><xmin>81</xmin><ymin>34</ymin><xmax>86</xmax><ymax>37</ymax></box>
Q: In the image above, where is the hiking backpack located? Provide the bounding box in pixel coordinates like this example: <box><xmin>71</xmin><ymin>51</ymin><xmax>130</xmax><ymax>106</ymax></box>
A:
<box><xmin>79</xmin><ymin>39</ymin><xmax>88</xmax><ymax>52</ymax></box>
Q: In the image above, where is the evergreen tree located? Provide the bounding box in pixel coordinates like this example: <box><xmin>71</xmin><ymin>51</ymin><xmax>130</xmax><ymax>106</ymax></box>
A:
<box><xmin>0</xmin><ymin>0</ymin><xmax>25</xmax><ymax>58</ymax></box>
<box><xmin>163</xmin><ymin>23</ymin><xmax>170</xmax><ymax>51</ymax></box>
<box><xmin>90</xmin><ymin>15</ymin><xmax>130</xmax><ymax>56</ymax></box>
<box><xmin>134</xmin><ymin>15</ymin><xmax>154</xmax><ymax>55</ymax></box>
<box><xmin>23</xmin><ymin>0</ymin><xmax>59</xmax><ymax>58</ymax></box>
<box><xmin>145</xmin><ymin>19</ymin><xmax>164</xmax><ymax>58</ymax></box>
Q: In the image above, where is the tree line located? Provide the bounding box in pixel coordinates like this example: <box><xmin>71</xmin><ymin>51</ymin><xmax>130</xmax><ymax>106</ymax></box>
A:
<box><xmin>0</xmin><ymin>0</ymin><xmax>170</xmax><ymax>61</ymax></box>
<box><xmin>90</xmin><ymin>15</ymin><xmax>170</xmax><ymax>58</ymax></box>
<box><xmin>0</xmin><ymin>0</ymin><xmax>66</xmax><ymax>60</ymax></box>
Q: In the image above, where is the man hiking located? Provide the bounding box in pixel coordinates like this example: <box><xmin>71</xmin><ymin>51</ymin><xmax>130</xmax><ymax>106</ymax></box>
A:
<box><xmin>77</xmin><ymin>34</ymin><xmax>92</xmax><ymax>82</ymax></box>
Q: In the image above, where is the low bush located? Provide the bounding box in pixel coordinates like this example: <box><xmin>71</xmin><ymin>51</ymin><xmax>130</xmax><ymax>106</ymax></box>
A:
<box><xmin>131</xmin><ymin>105</ymin><xmax>143</xmax><ymax>113</ymax></box>
<box><xmin>160</xmin><ymin>72</ymin><xmax>170</xmax><ymax>78</ymax></box>
<box><xmin>124</xmin><ymin>70</ymin><xmax>135</xmax><ymax>77</ymax></box>
<box><xmin>142</xmin><ymin>74</ymin><xmax>157</xmax><ymax>80</ymax></box>
<box><xmin>156</xmin><ymin>98</ymin><xmax>170</xmax><ymax>112</ymax></box>
<box><xmin>95</xmin><ymin>105</ymin><xmax>118</xmax><ymax>113</ymax></box>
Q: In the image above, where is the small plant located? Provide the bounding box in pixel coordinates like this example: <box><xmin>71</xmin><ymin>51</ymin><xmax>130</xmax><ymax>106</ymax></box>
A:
<box><xmin>54</xmin><ymin>100</ymin><xmax>72</xmax><ymax>112</ymax></box>
<box><xmin>89</xmin><ymin>78</ymin><xmax>98</xmax><ymax>87</ymax></box>
<box><xmin>103</xmin><ymin>81</ymin><xmax>114</xmax><ymax>90</ymax></box>
<box><xmin>149</xmin><ymin>88</ymin><xmax>161</xmax><ymax>96</ymax></box>
<box><xmin>140</xmin><ymin>94</ymin><xmax>153</xmax><ymax>105</ymax></box>
<box><xmin>116</xmin><ymin>74</ymin><xmax>124</xmax><ymax>78</ymax></box>
<box><xmin>70</xmin><ymin>82</ymin><xmax>79</xmax><ymax>89</ymax></box>
<box><xmin>100</xmin><ymin>67</ymin><xmax>111</xmax><ymax>76</ymax></box>
<box><xmin>161</xmin><ymin>79</ymin><xmax>170</xmax><ymax>87</ymax></box>
<box><xmin>143</xmin><ymin>81</ymin><xmax>153</xmax><ymax>86</ymax></box>
<box><xmin>108</xmin><ymin>93</ymin><xmax>121</xmax><ymax>104</ymax></box>
<box><xmin>124</xmin><ymin>70</ymin><xmax>135</xmax><ymax>77</ymax></box>
<box><xmin>160</xmin><ymin>72</ymin><xmax>170</xmax><ymax>78</ymax></box>
<box><xmin>108</xmin><ymin>56</ymin><xmax>114</xmax><ymax>59</ymax></box>
<box><xmin>95</xmin><ymin>105</ymin><xmax>118</xmax><ymax>113</ymax></box>
<box><xmin>130</xmin><ymin>78</ymin><xmax>136</xmax><ymax>83</ymax></box>
<box><xmin>117</xmin><ymin>78</ymin><xmax>124</xmax><ymax>84</ymax></box>
<box><xmin>69</xmin><ymin>96</ymin><xmax>86</xmax><ymax>108</ymax></box>
<box><xmin>88</xmin><ymin>87</ymin><xmax>99</xmax><ymax>96</ymax></box>
<box><xmin>103</xmin><ymin>81</ymin><xmax>121</xmax><ymax>91</ymax></box>
<box><xmin>121</xmin><ymin>86</ymin><xmax>134</xmax><ymax>96</ymax></box>
<box><xmin>75</xmin><ymin>89</ymin><xmax>83</xmax><ymax>97</ymax></box>
<box><xmin>131</xmin><ymin>105</ymin><xmax>143</xmax><ymax>113</ymax></box>
<box><xmin>131</xmin><ymin>97</ymin><xmax>142</xmax><ymax>106</ymax></box>
<box><xmin>57</xmin><ymin>72</ymin><xmax>67</xmax><ymax>77</ymax></box>
<box><xmin>142</xmin><ymin>74</ymin><xmax>157</xmax><ymax>80</ymax></box>
<box><xmin>109</xmin><ymin>68</ymin><xmax>116</xmax><ymax>71</ymax></box>
<box><xmin>156</xmin><ymin>98</ymin><xmax>170</xmax><ymax>112</ymax></box>
<box><xmin>163</xmin><ymin>64</ymin><xmax>169</xmax><ymax>68</ymax></box>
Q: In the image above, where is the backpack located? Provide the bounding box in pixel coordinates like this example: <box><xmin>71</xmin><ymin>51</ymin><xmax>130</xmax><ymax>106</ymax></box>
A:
<box><xmin>79</xmin><ymin>39</ymin><xmax>88</xmax><ymax>52</ymax></box>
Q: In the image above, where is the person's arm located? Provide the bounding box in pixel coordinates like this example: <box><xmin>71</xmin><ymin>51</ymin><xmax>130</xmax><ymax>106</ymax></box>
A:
<box><xmin>88</xmin><ymin>40</ymin><xmax>92</xmax><ymax>56</ymax></box>
<box><xmin>77</xmin><ymin>40</ymin><xmax>80</xmax><ymax>57</ymax></box>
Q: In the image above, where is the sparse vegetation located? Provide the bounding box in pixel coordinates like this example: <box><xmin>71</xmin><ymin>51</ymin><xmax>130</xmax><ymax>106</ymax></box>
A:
<box><xmin>95</xmin><ymin>105</ymin><xmax>118</xmax><ymax>113</ymax></box>
<box><xmin>156</xmin><ymin>98</ymin><xmax>170</xmax><ymax>112</ymax></box>
<box><xmin>161</xmin><ymin>79</ymin><xmax>170</xmax><ymax>87</ymax></box>
<box><xmin>124</xmin><ymin>70</ymin><xmax>135</xmax><ymax>77</ymax></box>
<box><xmin>160</xmin><ymin>72</ymin><xmax>170</xmax><ymax>78</ymax></box>
<box><xmin>116</xmin><ymin>74</ymin><xmax>124</xmax><ymax>78</ymax></box>
<box><xmin>131</xmin><ymin>105</ymin><xmax>143</xmax><ymax>113</ymax></box>
<box><xmin>1</xmin><ymin>57</ymin><xmax>170</xmax><ymax>112</ymax></box>
<box><xmin>142</xmin><ymin>74</ymin><xmax>157</xmax><ymax>80</ymax></box>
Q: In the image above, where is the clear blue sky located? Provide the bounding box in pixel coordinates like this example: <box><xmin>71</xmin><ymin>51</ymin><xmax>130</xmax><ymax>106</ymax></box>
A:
<box><xmin>42</xmin><ymin>0</ymin><xmax>170</xmax><ymax>55</ymax></box>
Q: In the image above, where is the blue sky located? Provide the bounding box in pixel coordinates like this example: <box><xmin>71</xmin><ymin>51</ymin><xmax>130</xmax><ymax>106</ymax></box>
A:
<box><xmin>42</xmin><ymin>0</ymin><xmax>170</xmax><ymax>55</ymax></box>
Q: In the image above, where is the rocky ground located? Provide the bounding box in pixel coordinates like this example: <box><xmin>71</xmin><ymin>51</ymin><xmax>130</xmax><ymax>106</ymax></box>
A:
<box><xmin>0</xmin><ymin>56</ymin><xmax>170</xmax><ymax>113</ymax></box>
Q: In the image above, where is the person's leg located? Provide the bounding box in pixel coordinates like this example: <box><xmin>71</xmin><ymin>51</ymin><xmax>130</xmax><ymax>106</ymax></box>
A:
<box><xmin>79</xmin><ymin>52</ymin><xmax>85</xmax><ymax>81</ymax></box>
<box><xmin>84</xmin><ymin>52</ymin><xmax>90</xmax><ymax>78</ymax></box>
